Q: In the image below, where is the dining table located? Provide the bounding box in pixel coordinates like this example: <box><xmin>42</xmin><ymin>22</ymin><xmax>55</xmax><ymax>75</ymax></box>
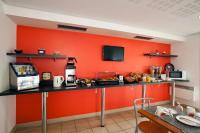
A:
<box><xmin>138</xmin><ymin>107</ymin><xmax>200</xmax><ymax>133</ymax></box>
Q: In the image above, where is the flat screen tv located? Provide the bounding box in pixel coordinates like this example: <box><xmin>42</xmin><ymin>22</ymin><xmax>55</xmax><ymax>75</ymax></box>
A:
<box><xmin>103</xmin><ymin>45</ymin><xmax>124</xmax><ymax>61</ymax></box>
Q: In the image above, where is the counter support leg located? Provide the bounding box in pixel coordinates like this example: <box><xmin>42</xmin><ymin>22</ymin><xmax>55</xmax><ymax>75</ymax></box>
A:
<box><xmin>101</xmin><ymin>88</ymin><xmax>105</xmax><ymax>127</ymax></box>
<box><xmin>42</xmin><ymin>92</ymin><xmax>47</xmax><ymax>133</ymax></box>
<box><xmin>142</xmin><ymin>85</ymin><xmax>147</xmax><ymax>109</ymax></box>
<box><xmin>172</xmin><ymin>82</ymin><xmax>176</xmax><ymax>106</ymax></box>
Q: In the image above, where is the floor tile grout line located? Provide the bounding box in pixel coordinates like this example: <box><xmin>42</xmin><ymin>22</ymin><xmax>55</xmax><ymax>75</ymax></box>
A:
<box><xmin>62</xmin><ymin>120</ymin><xmax>77</xmax><ymax>133</ymax></box>
<box><xmin>101</xmin><ymin>111</ymin><xmax>135</xmax><ymax>132</ymax></box>
<box><xmin>15</xmin><ymin>110</ymin><xmax>137</xmax><ymax>133</ymax></box>
<box><xmin>114</xmin><ymin>116</ymin><xmax>135</xmax><ymax>131</ymax></box>
<box><xmin>87</xmin><ymin>118</ymin><xmax>95</xmax><ymax>133</ymax></box>
<box><xmin>87</xmin><ymin>119</ymin><xmax>96</xmax><ymax>133</ymax></box>
<box><xmin>105</xmin><ymin>123</ymin><xmax>111</xmax><ymax>133</ymax></box>
<box><xmin>74</xmin><ymin>120</ymin><xmax>78</xmax><ymax>133</ymax></box>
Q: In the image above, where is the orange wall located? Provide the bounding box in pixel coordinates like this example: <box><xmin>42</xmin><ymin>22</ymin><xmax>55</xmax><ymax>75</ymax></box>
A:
<box><xmin>16</xmin><ymin>26</ymin><xmax>171</xmax><ymax>124</ymax></box>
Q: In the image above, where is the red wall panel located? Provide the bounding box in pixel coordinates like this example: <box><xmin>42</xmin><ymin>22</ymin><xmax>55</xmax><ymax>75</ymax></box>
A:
<box><xmin>16</xmin><ymin>26</ymin><xmax>170</xmax><ymax>123</ymax></box>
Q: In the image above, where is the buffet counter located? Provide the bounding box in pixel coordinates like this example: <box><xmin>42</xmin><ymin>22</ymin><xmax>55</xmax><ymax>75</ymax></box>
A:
<box><xmin>0</xmin><ymin>80</ymin><xmax>184</xmax><ymax>133</ymax></box>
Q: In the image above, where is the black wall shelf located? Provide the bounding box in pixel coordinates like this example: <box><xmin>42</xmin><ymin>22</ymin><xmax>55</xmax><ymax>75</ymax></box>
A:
<box><xmin>7</xmin><ymin>53</ymin><xmax>67</xmax><ymax>61</ymax></box>
<box><xmin>144</xmin><ymin>53</ymin><xmax>178</xmax><ymax>58</ymax></box>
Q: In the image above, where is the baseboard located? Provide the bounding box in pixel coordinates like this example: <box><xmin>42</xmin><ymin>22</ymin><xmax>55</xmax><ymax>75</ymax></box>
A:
<box><xmin>10</xmin><ymin>125</ymin><xmax>16</xmax><ymax>133</ymax></box>
<box><xmin>16</xmin><ymin>100</ymin><xmax>170</xmax><ymax>129</ymax></box>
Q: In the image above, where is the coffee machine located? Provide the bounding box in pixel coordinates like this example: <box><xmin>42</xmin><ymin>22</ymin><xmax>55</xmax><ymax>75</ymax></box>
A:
<box><xmin>65</xmin><ymin>57</ymin><xmax>77</xmax><ymax>87</ymax></box>
<box><xmin>150</xmin><ymin>66</ymin><xmax>162</xmax><ymax>78</ymax></box>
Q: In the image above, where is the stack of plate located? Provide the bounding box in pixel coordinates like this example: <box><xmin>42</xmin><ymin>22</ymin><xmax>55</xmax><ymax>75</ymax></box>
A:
<box><xmin>176</xmin><ymin>115</ymin><xmax>200</xmax><ymax>127</ymax></box>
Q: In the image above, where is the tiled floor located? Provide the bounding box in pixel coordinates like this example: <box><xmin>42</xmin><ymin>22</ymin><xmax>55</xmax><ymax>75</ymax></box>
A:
<box><xmin>15</xmin><ymin>110</ymin><xmax>148</xmax><ymax>133</ymax></box>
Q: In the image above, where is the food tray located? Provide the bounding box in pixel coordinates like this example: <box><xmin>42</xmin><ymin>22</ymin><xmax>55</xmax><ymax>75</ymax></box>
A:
<box><xmin>95</xmin><ymin>80</ymin><xmax>119</xmax><ymax>86</ymax></box>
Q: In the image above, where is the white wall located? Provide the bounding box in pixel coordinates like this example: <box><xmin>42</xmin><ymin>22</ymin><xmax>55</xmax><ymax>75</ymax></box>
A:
<box><xmin>0</xmin><ymin>0</ymin><xmax>16</xmax><ymax>132</ymax></box>
<box><xmin>171</xmin><ymin>33</ymin><xmax>200</xmax><ymax>106</ymax></box>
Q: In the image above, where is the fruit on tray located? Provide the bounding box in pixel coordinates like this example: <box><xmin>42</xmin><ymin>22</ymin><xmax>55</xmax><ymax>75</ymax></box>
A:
<box><xmin>124</xmin><ymin>73</ymin><xmax>142</xmax><ymax>83</ymax></box>
<box><xmin>99</xmin><ymin>77</ymin><xmax>118</xmax><ymax>81</ymax></box>
<box><xmin>84</xmin><ymin>79</ymin><xmax>91</xmax><ymax>84</ymax></box>
<box><xmin>77</xmin><ymin>78</ymin><xmax>95</xmax><ymax>86</ymax></box>
<box><xmin>124</xmin><ymin>76</ymin><xmax>134</xmax><ymax>83</ymax></box>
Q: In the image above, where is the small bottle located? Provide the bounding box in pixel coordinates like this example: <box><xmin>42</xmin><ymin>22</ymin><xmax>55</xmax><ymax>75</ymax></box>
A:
<box><xmin>176</xmin><ymin>102</ymin><xmax>183</xmax><ymax>113</ymax></box>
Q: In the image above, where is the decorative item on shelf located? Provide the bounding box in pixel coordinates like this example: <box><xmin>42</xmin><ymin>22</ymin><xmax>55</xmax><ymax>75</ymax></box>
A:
<box><xmin>144</xmin><ymin>50</ymin><xmax>178</xmax><ymax>57</ymax></box>
<box><xmin>6</xmin><ymin>52</ymin><xmax>67</xmax><ymax>62</ymax></box>
<box><xmin>53</xmin><ymin>51</ymin><xmax>61</xmax><ymax>55</ymax></box>
<box><xmin>38</xmin><ymin>48</ymin><xmax>46</xmax><ymax>54</ymax></box>
<box><xmin>154</xmin><ymin>50</ymin><xmax>168</xmax><ymax>55</ymax></box>
<box><xmin>14</xmin><ymin>49</ymin><xmax>23</xmax><ymax>54</ymax></box>
<box><xmin>154</xmin><ymin>50</ymin><xmax>160</xmax><ymax>55</ymax></box>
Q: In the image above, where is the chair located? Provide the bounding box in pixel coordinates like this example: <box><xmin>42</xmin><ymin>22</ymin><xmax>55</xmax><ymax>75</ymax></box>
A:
<box><xmin>134</xmin><ymin>98</ymin><xmax>168</xmax><ymax>133</ymax></box>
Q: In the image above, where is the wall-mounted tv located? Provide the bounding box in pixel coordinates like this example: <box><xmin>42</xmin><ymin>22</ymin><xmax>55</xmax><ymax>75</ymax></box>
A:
<box><xmin>103</xmin><ymin>45</ymin><xmax>124</xmax><ymax>61</ymax></box>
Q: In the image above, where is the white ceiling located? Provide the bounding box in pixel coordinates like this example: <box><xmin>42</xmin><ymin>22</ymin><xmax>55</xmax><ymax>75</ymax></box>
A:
<box><xmin>3</xmin><ymin>0</ymin><xmax>200</xmax><ymax>42</ymax></box>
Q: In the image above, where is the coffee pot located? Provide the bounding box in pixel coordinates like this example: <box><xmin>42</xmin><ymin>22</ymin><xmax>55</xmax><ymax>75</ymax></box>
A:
<box><xmin>150</xmin><ymin>66</ymin><xmax>162</xmax><ymax>78</ymax></box>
